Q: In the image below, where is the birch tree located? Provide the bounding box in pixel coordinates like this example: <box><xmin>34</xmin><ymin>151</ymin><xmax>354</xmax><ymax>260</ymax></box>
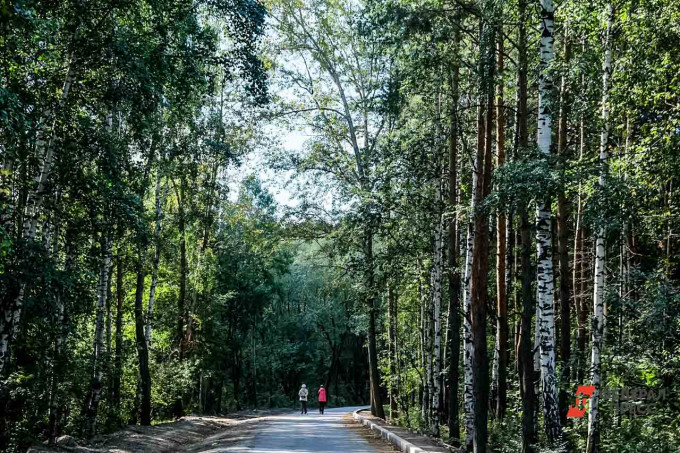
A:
<box><xmin>83</xmin><ymin>235</ymin><xmax>113</xmax><ymax>436</ymax></box>
<box><xmin>587</xmin><ymin>4</ymin><xmax>613</xmax><ymax>452</ymax></box>
<box><xmin>0</xmin><ymin>60</ymin><xmax>76</xmax><ymax>375</ymax></box>
<box><xmin>271</xmin><ymin>0</ymin><xmax>389</xmax><ymax>418</ymax></box>
<box><xmin>462</xmin><ymin>163</ymin><xmax>476</xmax><ymax>451</ymax></box>
<box><xmin>429</xmin><ymin>86</ymin><xmax>445</xmax><ymax>434</ymax></box>
<box><xmin>536</xmin><ymin>0</ymin><xmax>561</xmax><ymax>443</ymax></box>
<box><xmin>446</xmin><ymin>12</ymin><xmax>463</xmax><ymax>442</ymax></box>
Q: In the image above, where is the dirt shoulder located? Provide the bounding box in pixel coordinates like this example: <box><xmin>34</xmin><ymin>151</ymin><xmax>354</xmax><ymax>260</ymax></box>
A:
<box><xmin>29</xmin><ymin>409</ymin><xmax>291</xmax><ymax>453</ymax></box>
<box><xmin>342</xmin><ymin>413</ymin><xmax>397</xmax><ymax>452</ymax></box>
<box><xmin>352</xmin><ymin>410</ymin><xmax>460</xmax><ymax>453</ymax></box>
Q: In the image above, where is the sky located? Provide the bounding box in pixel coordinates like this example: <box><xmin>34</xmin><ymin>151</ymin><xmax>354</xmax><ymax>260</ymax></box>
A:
<box><xmin>225</xmin><ymin>9</ymin><xmax>346</xmax><ymax>214</ymax></box>
<box><xmin>226</xmin><ymin>126</ymin><xmax>307</xmax><ymax>208</ymax></box>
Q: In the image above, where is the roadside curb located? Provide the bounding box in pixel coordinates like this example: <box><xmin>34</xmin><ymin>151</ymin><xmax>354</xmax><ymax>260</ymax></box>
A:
<box><xmin>352</xmin><ymin>409</ymin><xmax>430</xmax><ymax>453</ymax></box>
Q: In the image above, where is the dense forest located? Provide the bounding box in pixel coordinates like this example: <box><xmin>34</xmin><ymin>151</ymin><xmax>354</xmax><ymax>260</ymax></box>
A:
<box><xmin>1</xmin><ymin>0</ymin><xmax>679</xmax><ymax>451</ymax></box>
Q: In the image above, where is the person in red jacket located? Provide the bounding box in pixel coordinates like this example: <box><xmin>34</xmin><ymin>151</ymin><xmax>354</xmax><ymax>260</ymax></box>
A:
<box><xmin>318</xmin><ymin>385</ymin><xmax>327</xmax><ymax>414</ymax></box>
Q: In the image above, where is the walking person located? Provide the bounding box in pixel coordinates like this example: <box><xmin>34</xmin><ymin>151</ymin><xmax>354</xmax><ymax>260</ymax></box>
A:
<box><xmin>318</xmin><ymin>384</ymin><xmax>327</xmax><ymax>414</ymax></box>
<box><xmin>299</xmin><ymin>384</ymin><xmax>308</xmax><ymax>414</ymax></box>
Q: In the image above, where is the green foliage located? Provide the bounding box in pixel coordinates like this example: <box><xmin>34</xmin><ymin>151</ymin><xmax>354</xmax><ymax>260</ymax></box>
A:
<box><xmin>2</xmin><ymin>0</ymin><xmax>680</xmax><ymax>451</ymax></box>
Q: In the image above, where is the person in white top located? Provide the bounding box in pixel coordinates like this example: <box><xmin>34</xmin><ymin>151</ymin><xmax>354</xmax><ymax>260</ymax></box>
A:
<box><xmin>298</xmin><ymin>384</ymin><xmax>309</xmax><ymax>414</ymax></box>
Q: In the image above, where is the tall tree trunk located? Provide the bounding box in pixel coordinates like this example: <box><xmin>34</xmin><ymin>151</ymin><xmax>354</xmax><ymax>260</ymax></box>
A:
<box><xmin>513</xmin><ymin>224</ymin><xmax>521</xmax><ymax>370</ymax></box>
<box><xmin>134</xmin><ymin>253</ymin><xmax>152</xmax><ymax>425</ymax></box>
<box><xmin>470</xmin><ymin>125</ymin><xmax>491</xmax><ymax>453</ymax></box>
<box><xmin>419</xmin><ymin>260</ymin><xmax>434</xmax><ymax>422</ymax></box>
<box><xmin>126</xmin><ymin>148</ymin><xmax>156</xmax><ymax>427</ymax></box>
<box><xmin>177</xmin><ymin>179</ymin><xmax>187</xmax><ymax>359</ymax></box>
<box><xmin>106</xmin><ymin>265</ymin><xmax>113</xmax><ymax>360</ymax></box>
<box><xmin>587</xmin><ymin>4</ymin><xmax>613</xmax><ymax>452</ymax></box>
<box><xmin>84</xmin><ymin>234</ymin><xmax>113</xmax><ymax>436</ymax></box>
<box><xmin>171</xmin><ymin>176</ymin><xmax>187</xmax><ymax>418</ymax></box>
<box><xmin>47</xmin><ymin>235</ymin><xmax>74</xmax><ymax>442</ymax></box>
<box><xmin>494</xmin><ymin>30</ymin><xmax>508</xmax><ymax>420</ymax></box>
<box><xmin>419</xmin><ymin>266</ymin><xmax>429</xmax><ymax>421</ymax></box>
<box><xmin>365</xmin><ymin>231</ymin><xmax>385</xmax><ymax>419</ymax></box>
<box><xmin>185</xmin><ymin>162</ymin><xmax>218</xmax><ymax>356</ymax></box>
<box><xmin>574</xmin><ymin>113</ymin><xmax>587</xmax><ymax>383</ymax></box>
<box><xmin>388</xmin><ymin>284</ymin><xmax>398</xmax><ymax>419</ymax></box>
<box><xmin>462</xmin><ymin>131</ymin><xmax>477</xmax><ymax>452</ymax></box>
<box><xmin>0</xmin><ymin>60</ymin><xmax>76</xmax><ymax>375</ymax></box>
<box><xmin>470</xmin><ymin>20</ymin><xmax>495</xmax><ymax>451</ymax></box>
<box><xmin>536</xmin><ymin>0</ymin><xmax>561</xmax><ymax>443</ymax></box>
<box><xmin>519</xmin><ymin>206</ymin><xmax>538</xmax><ymax>453</ymax></box>
<box><xmin>21</xmin><ymin>59</ymin><xmax>75</xmax><ymax>241</ymax></box>
<box><xmin>516</xmin><ymin>1</ymin><xmax>537</xmax><ymax>449</ymax></box>
<box><xmin>430</xmin><ymin>86</ymin><xmax>445</xmax><ymax>434</ymax></box>
<box><xmin>431</xmin><ymin>195</ymin><xmax>444</xmax><ymax>432</ymax></box>
<box><xmin>446</xmin><ymin>43</ymin><xmax>462</xmax><ymax>445</ymax></box>
<box><xmin>146</xmin><ymin>169</ymin><xmax>168</xmax><ymax>346</ymax></box>
<box><xmin>48</xmin><ymin>259</ymin><xmax>69</xmax><ymax>444</ymax></box>
<box><xmin>111</xmin><ymin>257</ymin><xmax>124</xmax><ymax>411</ymax></box>
<box><xmin>557</xmin><ymin>35</ymin><xmax>572</xmax><ymax>425</ymax></box>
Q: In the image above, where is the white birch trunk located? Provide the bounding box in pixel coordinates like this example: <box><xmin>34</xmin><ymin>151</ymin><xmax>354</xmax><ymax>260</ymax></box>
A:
<box><xmin>462</xmin><ymin>161</ymin><xmax>477</xmax><ymax>449</ymax></box>
<box><xmin>430</xmin><ymin>183</ymin><xmax>444</xmax><ymax>431</ymax></box>
<box><xmin>84</xmin><ymin>106</ymin><xmax>116</xmax><ymax>435</ymax></box>
<box><xmin>0</xmin><ymin>60</ymin><xmax>75</xmax><ymax>375</ymax></box>
<box><xmin>429</xmin><ymin>89</ymin><xmax>445</xmax><ymax>433</ymax></box>
<box><xmin>94</xmin><ymin>242</ymin><xmax>113</xmax><ymax>371</ymax></box>
<box><xmin>534</xmin><ymin>295</ymin><xmax>541</xmax><ymax>399</ymax></box>
<box><xmin>492</xmin><ymin>305</ymin><xmax>499</xmax><ymax>402</ymax></box>
<box><xmin>23</xmin><ymin>61</ymin><xmax>75</xmax><ymax>240</ymax></box>
<box><xmin>48</xmin><ymin>290</ymin><xmax>65</xmax><ymax>443</ymax></box>
<box><xmin>587</xmin><ymin>4</ymin><xmax>613</xmax><ymax>452</ymax></box>
<box><xmin>536</xmin><ymin>0</ymin><xmax>561</xmax><ymax>442</ymax></box>
<box><xmin>85</xmin><ymin>235</ymin><xmax>113</xmax><ymax>435</ymax></box>
<box><xmin>419</xmin><ymin>268</ymin><xmax>431</xmax><ymax>422</ymax></box>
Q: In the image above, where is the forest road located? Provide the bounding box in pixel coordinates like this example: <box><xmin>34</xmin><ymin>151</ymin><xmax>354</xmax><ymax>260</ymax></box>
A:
<box><xmin>188</xmin><ymin>406</ymin><xmax>388</xmax><ymax>452</ymax></box>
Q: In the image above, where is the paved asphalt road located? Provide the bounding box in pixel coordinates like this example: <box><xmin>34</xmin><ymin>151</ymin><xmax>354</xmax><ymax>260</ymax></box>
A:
<box><xmin>192</xmin><ymin>406</ymin><xmax>382</xmax><ymax>452</ymax></box>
